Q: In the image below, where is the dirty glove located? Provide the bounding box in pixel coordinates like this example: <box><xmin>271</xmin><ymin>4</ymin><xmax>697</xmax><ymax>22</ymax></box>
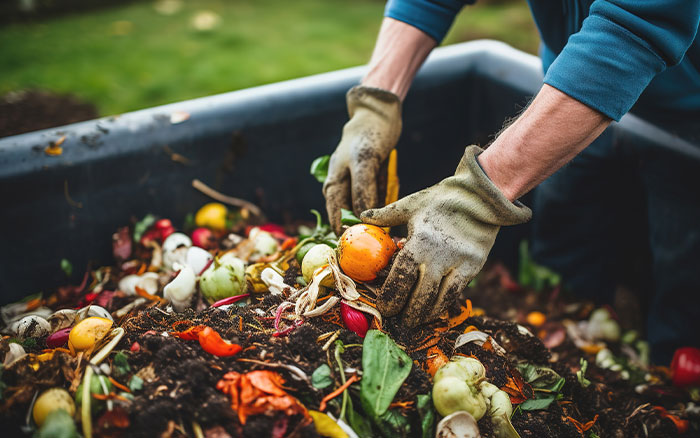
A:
<box><xmin>361</xmin><ymin>145</ymin><xmax>532</xmax><ymax>327</ymax></box>
<box><xmin>323</xmin><ymin>85</ymin><xmax>402</xmax><ymax>233</ymax></box>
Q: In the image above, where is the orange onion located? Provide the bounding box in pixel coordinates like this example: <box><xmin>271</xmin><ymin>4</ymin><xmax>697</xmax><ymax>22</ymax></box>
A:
<box><xmin>338</xmin><ymin>224</ymin><xmax>396</xmax><ymax>282</ymax></box>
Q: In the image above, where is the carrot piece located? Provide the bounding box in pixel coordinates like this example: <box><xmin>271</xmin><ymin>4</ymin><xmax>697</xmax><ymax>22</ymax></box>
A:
<box><xmin>319</xmin><ymin>374</ymin><xmax>359</xmax><ymax>412</ymax></box>
<box><xmin>108</xmin><ymin>376</ymin><xmax>131</xmax><ymax>393</ymax></box>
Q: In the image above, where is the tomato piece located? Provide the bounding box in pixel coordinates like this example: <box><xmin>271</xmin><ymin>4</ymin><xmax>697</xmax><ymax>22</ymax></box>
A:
<box><xmin>198</xmin><ymin>326</ymin><xmax>242</xmax><ymax>357</ymax></box>
<box><xmin>670</xmin><ymin>347</ymin><xmax>700</xmax><ymax>387</ymax></box>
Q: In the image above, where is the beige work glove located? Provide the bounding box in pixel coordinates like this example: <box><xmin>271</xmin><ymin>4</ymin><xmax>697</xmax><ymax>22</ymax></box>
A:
<box><xmin>323</xmin><ymin>85</ymin><xmax>402</xmax><ymax>233</ymax></box>
<box><xmin>361</xmin><ymin>145</ymin><xmax>532</xmax><ymax>327</ymax></box>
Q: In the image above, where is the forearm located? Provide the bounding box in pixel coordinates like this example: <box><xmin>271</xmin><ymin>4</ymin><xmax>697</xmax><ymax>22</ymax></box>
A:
<box><xmin>478</xmin><ymin>84</ymin><xmax>612</xmax><ymax>201</ymax></box>
<box><xmin>362</xmin><ymin>17</ymin><xmax>437</xmax><ymax>101</ymax></box>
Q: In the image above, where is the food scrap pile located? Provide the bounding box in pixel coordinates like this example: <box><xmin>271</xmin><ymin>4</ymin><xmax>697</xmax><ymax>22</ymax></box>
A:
<box><xmin>1</xmin><ymin>202</ymin><xmax>698</xmax><ymax>438</ymax></box>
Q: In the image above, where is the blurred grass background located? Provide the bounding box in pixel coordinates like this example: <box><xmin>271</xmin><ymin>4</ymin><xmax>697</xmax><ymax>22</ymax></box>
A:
<box><xmin>0</xmin><ymin>0</ymin><xmax>538</xmax><ymax>116</ymax></box>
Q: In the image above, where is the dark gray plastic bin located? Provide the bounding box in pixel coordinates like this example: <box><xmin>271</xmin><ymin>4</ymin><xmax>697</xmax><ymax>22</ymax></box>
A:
<box><xmin>1</xmin><ymin>40</ymin><xmax>698</xmax><ymax>304</ymax></box>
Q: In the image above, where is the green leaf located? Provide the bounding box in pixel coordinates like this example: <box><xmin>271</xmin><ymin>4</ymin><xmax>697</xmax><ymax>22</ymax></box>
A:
<box><xmin>345</xmin><ymin>395</ymin><xmax>375</xmax><ymax>437</ymax></box>
<box><xmin>518</xmin><ymin>240</ymin><xmax>560</xmax><ymax>291</ymax></box>
<box><xmin>518</xmin><ymin>377</ymin><xmax>565</xmax><ymax>411</ymax></box>
<box><xmin>588</xmin><ymin>431</ymin><xmax>600</xmax><ymax>438</ymax></box>
<box><xmin>516</xmin><ymin>363</ymin><xmax>562</xmax><ymax>390</ymax></box>
<box><xmin>519</xmin><ymin>395</ymin><xmax>558</xmax><ymax>411</ymax></box>
<box><xmin>311</xmin><ymin>364</ymin><xmax>333</xmax><ymax>389</ymax></box>
<box><xmin>36</xmin><ymin>409</ymin><xmax>78</xmax><ymax>438</ymax></box>
<box><xmin>112</xmin><ymin>352</ymin><xmax>131</xmax><ymax>377</ymax></box>
<box><xmin>360</xmin><ymin>330</ymin><xmax>412</xmax><ymax>418</ymax></box>
<box><xmin>340</xmin><ymin>208</ymin><xmax>362</xmax><ymax>226</ymax></box>
<box><xmin>417</xmin><ymin>394</ymin><xmax>436</xmax><ymax>438</ymax></box>
<box><xmin>373</xmin><ymin>408</ymin><xmax>411</xmax><ymax>437</ymax></box>
<box><xmin>516</xmin><ymin>363</ymin><xmax>565</xmax><ymax>412</ymax></box>
<box><xmin>133</xmin><ymin>214</ymin><xmax>156</xmax><ymax>242</ymax></box>
<box><xmin>310</xmin><ymin>155</ymin><xmax>331</xmax><ymax>183</ymax></box>
<box><xmin>60</xmin><ymin>259</ymin><xmax>73</xmax><ymax>277</ymax></box>
<box><xmin>14</xmin><ymin>337</ymin><xmax>37</xmax><ymax>349</ymax></box>
<box><xmin>128</xmin><ymin>375</ymin><xmax>143</xmax><ymax>392</ymax></box>
<box><xmin>183</xmin><ymin>212</ymin><xmax>196</xmax><ymax>233</ymax></box>
<box><xmin>310</xmin><ymin>209</ymin><xmax>324</xmax><ymax>231</ymax></box>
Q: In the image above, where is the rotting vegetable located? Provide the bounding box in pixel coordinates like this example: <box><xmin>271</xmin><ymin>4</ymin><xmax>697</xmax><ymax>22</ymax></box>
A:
<box><xmin>199</xmin><ymin>252</ymin><xmax>246</xmax><ymax>303</ymax></box>
<box><xmin>338</xmin><ymin>224</ymin><xmax>396</xmax><ymax>282</ymax></box>
<box><xmin>33</xmin><ymin>388</ymin><xmax>76</xmax><ymax>427</ymax></box>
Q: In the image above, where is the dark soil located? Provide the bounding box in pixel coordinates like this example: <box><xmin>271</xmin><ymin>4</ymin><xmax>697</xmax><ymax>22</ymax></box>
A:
<box><xmin>1</xmin><ymin>224</ymin><xmax>698</xmax><ymax>438</ymax></box>
<box><xmin>0</xmin><ymin>89</ymin><xmax>98</xmax><ymax>138</ymax></box>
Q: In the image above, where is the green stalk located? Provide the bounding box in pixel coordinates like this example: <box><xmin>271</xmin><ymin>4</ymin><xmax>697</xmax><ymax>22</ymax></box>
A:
<box><xmin>81</xmin><ymin>328</ymin><xmax>125</xmax><ymax>438</ymax></box>
<box><xmin>334</xmin><ymin>342</ymin><xmax>348</xmax><ymax>422</ymax></box>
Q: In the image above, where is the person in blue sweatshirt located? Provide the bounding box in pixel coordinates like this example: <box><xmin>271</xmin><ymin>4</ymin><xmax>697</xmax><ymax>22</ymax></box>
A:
<box><xmin>322</xmin><ymin>0</ymin><xmax>700</xmax><ymax>364</ymax></box>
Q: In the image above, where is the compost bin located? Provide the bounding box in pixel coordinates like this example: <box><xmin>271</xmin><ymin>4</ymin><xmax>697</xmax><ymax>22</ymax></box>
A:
<box><xmin>2</xmin><ymin>40</ymin><xmax>698</xmax><ymax>303</ymax></box>
<box><xmin>1</xmin><ymin>41</ymin><xmax>699</xmax><ymax>438</ymax></box>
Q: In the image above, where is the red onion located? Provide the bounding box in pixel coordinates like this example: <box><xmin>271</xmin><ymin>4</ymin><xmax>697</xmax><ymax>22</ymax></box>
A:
<box><xmin>191</xmin><ymin>227</ymin><xmax>214</xmax><ymax>249</ymax></box>
<box><xmin>155</xmin><ymin>219</ymin><xmax>172</xmax><ymax>230</ymax></box>
<box><xmin>46</xmin><ymin>327</ymin><xmax>72</xmax><ymax>348</ymax></box>
<box><xmin>341</xmin><ymin>302</ymin><xmax>369</xmax><ymax>338</ymax></box>
<box><xmin>155</xmin><ymin>220</ymin><xmax>175</xmax><ymax>241</ymax></box>
<box><xmin>210</xmin><ymin>294</ymin><xmax>250</xmax><ymax>308</ymax></box>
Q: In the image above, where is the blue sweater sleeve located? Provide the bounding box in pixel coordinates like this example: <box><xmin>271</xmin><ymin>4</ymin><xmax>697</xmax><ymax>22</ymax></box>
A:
<box><xmin>384</xmin><ymin>0</ymin><xmax>475</xmax><ymax>42</ymax></box>
<box><xmin>544</xmin><ymin>0</ymin><xmax>700</xmax><ymax>121</ymax></box>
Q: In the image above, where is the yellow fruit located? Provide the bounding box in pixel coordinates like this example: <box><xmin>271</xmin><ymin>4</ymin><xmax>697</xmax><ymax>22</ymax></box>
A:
<box><xmin>338</xmin><ymin>224</ymin><xmax>396</xmax><ymax>282</ymax></box>
<box><xmin>195</xmin><ymin>202</ymin><xmax>228</xmax><ymax>231</ymax></box>
<box><xmin>33</xmin><ymin>388</ymin><xmax>75</xmax><ymax>427</ymax></box>
<box><xmin>68</xmin><ymin>317</ymin><xmax>113</xmax><ymax>352</ymax></box>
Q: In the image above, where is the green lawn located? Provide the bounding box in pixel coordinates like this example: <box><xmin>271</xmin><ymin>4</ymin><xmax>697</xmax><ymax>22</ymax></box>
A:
<box><xmin>0</xmin><ymin>0</ymin><xmax>537</xmax><ymax>116</ymax></box>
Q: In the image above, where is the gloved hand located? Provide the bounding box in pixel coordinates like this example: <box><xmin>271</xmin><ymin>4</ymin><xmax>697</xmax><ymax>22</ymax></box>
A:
<box><xmin>323</xmin><ymin>85</ymin><xmax>402</xmax><ymax>233</ymax></box>
<box><xmin>361</xmin><ymin>145</ymin><xmax>532</xmax><ymax>327</ymax></box>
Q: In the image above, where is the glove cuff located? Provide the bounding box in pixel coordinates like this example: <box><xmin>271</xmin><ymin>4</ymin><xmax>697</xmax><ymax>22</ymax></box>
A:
<box><xmin>346</xmin><ymin>85</ymin><xmax>402</xmax><ymax>120</ymax></box>
<box><xmin>451</xmin><ymin>145</ymin><xmax>532</xmax><ymax>226</ymax></box>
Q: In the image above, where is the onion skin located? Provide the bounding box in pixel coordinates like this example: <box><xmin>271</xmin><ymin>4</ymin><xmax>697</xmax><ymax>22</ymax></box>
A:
<box><xmin>338</xmin><ymin>224</ymin><xmax>396</xmax><ymax>282</ymax></box>
<box><xmin>340</xmin><ymin>302</ymin><xmax>369</xmax><ymax>338</ymax></box>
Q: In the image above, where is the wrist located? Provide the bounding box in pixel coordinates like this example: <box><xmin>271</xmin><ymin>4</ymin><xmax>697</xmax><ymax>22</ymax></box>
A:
<box><xmin>476</xmin><ymin>149</ymin><xmax>522</xmax><ymax>202</ymax></box>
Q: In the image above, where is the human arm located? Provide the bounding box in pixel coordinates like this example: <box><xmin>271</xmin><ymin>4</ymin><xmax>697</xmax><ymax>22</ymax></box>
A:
<box><xmin>323</xmin><ymin>17</ymin><xmax>439</xmax><ymax>232</ymax></box>
<box><xmin>477</xmin><ymin>84</ymin><xmax>611</xmax><ymax>201</ymax></box>
<box><xmin>362</xmin><ymin>17</ymin><xmax>437</xmax><ymax>100</ymax></box>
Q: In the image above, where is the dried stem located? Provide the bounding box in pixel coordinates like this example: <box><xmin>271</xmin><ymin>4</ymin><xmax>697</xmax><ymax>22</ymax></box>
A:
<box><xmin>192</xmin><ymin>179</ymin><xmax>265</xmax><ymax>220</ymax></box>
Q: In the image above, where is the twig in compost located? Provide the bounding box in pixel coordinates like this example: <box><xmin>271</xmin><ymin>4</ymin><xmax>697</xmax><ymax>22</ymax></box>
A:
<box><xmin>192</xmin><ymin>179</ymin><xmax>265</xmax><ymax>219</ymax></box>
<box><xmin>322</xmin><ymin>330</ymin><xmax>341</xmax><ymax>351</ymax></box>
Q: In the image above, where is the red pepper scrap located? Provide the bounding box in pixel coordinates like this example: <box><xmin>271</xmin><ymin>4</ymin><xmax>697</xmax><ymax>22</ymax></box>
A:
<box><xmin>198</xmin><ymin>326</ymin><xmax>242</xmax><ymax>357</ymax></box>
<box><xmin>653</xmin><ymin>406</ymin><xmax>689</xmax><ymax>434</ymax></box>
<box><xmin>171</xmin><ymin>325</ymin><xmax>207</xmax><ymax>340</ymax></box>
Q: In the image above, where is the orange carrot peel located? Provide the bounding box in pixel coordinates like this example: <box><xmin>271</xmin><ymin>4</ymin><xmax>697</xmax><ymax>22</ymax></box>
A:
<box><xmin>319</xmin><ymin>374</ymin><xmax>359</xmax><ymax>412</ymax></box>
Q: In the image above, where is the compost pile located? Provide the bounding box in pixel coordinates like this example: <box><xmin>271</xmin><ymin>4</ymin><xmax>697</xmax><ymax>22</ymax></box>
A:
<box><xmin>1</xmin><ymin>203</ymin><xmax>698</xmax><ymax>438</ymax></box>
